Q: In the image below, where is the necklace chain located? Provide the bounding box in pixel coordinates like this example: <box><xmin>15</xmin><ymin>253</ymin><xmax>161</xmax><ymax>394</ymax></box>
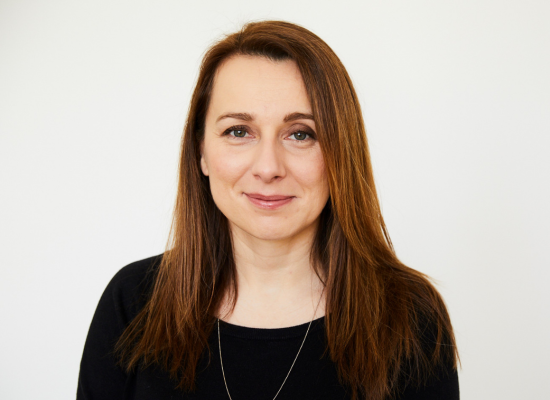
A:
<box><xmin>217</xmin><ymin>291</ymin><xmax>324</xmax><ymax>400</ymax></box>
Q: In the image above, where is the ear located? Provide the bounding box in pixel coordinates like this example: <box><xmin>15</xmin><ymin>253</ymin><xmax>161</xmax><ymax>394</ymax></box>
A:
<box><xmin>199</xmin><ymin>141</ymin><xmax>209</xmax><ymax>176</ymax></box>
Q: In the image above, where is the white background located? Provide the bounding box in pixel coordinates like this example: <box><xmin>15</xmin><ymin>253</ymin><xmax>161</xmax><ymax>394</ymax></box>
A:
<box><xmin>1</xmin><ymin>1</ymin><xmax>549</xmax><ymax>399</ymax></box>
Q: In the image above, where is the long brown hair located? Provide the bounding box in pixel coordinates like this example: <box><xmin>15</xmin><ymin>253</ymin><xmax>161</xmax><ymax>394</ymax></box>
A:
<box><xmin>116</xmin><ymin>20</ymin><xmax>459</xmax><ymax>400</ymax></box>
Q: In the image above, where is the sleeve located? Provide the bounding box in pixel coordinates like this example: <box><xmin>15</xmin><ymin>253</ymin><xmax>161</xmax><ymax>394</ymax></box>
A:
<box><xmin>397</xmin><ymin>361</ymin><xmax>459</xmax><ymax>400</ymax></box>
<box><xmin>76</xmin><ymin>257</ymin><xmax>158</xmax><ymax>400</ymax></box>
<box><xmin>396</xmin><ymin>307</ymin><xmax>460</xmax><ymax>400</ymax></box>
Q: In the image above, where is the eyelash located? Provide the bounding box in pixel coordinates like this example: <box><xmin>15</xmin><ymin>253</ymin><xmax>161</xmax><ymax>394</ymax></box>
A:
<box><xmin>221</xmin><ymin>125</ymin><xmax>316</xmax><ymax>141</ymax></box>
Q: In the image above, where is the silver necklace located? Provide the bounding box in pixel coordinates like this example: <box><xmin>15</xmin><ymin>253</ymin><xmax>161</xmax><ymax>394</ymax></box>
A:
<box><xmin>217</xmin><ymin>291</ymin><xmax>324</xmax><ymax>400</ymax></box>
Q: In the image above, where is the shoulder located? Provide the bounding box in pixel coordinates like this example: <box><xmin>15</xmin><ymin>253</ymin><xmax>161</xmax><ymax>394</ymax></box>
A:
<box><xmin>397</xmin><ymin>313</ymin><xmax>460</xmax><ymax>399</ymax></box>
<box><xmin>383</xmin><ymin>266</ymin><xmax>459</xmax><ymax>389</ymax></box>
<box><xmin>399</xmin><ymin>278</ymin><xmax>460</xmax><ymax>397</ymax></box>
<box><xmin>108</xmin><ymin>253</ymin><xmax>162</xmax><ymax>293</ymax></box>
<box><xmin>98</xmin><ymin>253</ymin><xmax>163</xmax><ymax>326</ymax></box>
<box><xmin>78</xmin><ymin>254</ymin><xmax>163</xmax><ymax>398</ymax></box>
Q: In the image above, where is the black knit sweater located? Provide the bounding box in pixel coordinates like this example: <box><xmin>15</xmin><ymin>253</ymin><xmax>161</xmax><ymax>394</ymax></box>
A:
<box><xmin>77</xmin><ymin>255</ymin><xmax>459</xmax><ymax>399</ymax></box>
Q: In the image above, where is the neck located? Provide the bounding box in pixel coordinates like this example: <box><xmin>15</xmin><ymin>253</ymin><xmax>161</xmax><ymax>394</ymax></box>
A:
<box><xmin>218</xmin><ymin>222</ymin><xmax>326</xmax><ymax>328</ymax></box>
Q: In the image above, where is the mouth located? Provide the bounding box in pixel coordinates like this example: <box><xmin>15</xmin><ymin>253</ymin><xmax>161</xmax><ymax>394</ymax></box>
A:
<box><xmin>244</xmin><ymin>193</ymin><xmax>295</xmax><ymax>210</ymax></box>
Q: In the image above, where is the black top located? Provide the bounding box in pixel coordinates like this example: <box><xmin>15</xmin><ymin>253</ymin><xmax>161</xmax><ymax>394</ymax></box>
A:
<box><xmin>77</xmin><ymin>255</ymin><xmax>459</xmax><ymax>399</ymax></box>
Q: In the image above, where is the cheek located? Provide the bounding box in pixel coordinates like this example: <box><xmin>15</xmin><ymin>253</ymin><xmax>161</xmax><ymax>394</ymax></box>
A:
<box><xmin>307</xmin><ymin>153</ymin><xmax>328</xmax><ymax>187</ymax></box>
<box><xmin>207</xmin><ymin>148</ymin><xmax>249</xmax><ymax>191</ymax></box>
<box><xmin>292</xmin><ymin>151</ymin><xmax>329</xmax><ymax>200</ymax></box>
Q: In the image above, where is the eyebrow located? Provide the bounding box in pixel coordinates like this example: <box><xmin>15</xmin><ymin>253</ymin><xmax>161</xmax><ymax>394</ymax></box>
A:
<box><xmin>216</xmin><ymin>112</ymin><xmax>314</xmax><ymax>123</ymax></box>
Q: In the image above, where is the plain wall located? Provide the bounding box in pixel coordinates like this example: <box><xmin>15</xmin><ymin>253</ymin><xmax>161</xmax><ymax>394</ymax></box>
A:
<box><xmin>1</xmin><ymin>0</ymin><xmax>549</xmax><ymax>398</ymax></box>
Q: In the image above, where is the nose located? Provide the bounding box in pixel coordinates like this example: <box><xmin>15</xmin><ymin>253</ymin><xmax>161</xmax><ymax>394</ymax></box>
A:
<box><xmin>250</xmin><ymin>135</ymin><xmax>286</xmax><ymax>183</ymax></box>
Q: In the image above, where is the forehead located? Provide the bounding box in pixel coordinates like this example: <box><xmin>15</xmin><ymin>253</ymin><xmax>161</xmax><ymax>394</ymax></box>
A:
<box><xmin>207</xmin><ymin>55</ymin><xmax>311</xmax><ymax>119</ymax></box>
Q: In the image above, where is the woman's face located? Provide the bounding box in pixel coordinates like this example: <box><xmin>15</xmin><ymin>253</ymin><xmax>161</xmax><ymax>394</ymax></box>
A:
<box><xmin>201</xmin><ymin>55</ymin><xmax>329</xmax><ymax>242</ymax></box>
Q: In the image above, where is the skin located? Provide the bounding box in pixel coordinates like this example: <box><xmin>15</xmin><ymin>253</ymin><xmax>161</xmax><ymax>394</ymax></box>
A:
<box><xmin>200</xmin><ymin>55</ymin><xmax>329</xmax><ymax>328</ymax></box>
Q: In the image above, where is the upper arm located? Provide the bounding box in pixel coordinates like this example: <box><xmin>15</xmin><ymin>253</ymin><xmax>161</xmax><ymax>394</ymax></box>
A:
<box><xmin>77</xmin><ymin>276</ymin><xmax>130</xmax><ymax>399</ymax></box>
<box><xmin>395</xmin><ymin>304</ymin><xmax>460</xmax><ymax>400</ymax></box>
<box><xmin>76</xmin><ymin>257</ymin><xmax>158</xmax><ymax>400</ymax></box>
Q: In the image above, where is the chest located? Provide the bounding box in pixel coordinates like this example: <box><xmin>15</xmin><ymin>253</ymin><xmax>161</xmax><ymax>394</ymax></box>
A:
<box><xmin>127</xmin><ymin>328</ymin><xmax>349</xmax><ymax>400</ymax></box>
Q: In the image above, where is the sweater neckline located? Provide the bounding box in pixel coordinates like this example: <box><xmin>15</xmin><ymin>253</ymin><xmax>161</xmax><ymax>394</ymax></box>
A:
<box><xmin>218</xmin><ymin>316</ymin><xmax>325</xmax><ymax>340</ymax></box>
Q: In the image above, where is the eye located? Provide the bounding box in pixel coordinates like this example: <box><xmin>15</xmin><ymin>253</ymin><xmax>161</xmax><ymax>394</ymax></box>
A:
<box><xmin>289</xmin><ymin>131</ymin><xmax>313</xmax><ymax>141</ymax></box>
<box><xmin>223</xmin><ymin>126</ymin><xmax>250</xmax><ymax>138</ymax></box>
<box><xmin>231</xmin><ymin>129</ymin><xmax>247</xmax><ymax>137</ymax></box>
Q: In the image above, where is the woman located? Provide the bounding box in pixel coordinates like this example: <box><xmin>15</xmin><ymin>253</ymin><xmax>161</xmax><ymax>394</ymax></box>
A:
<box><xmin>78</xmin><ymin>21</ymin><xmax>459</xmax><ymax>400</ymax></box>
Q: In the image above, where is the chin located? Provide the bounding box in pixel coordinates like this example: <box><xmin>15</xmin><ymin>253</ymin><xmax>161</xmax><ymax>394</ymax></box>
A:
<box><xmin>230</xmin><ymin>219</ymin><xmax>298</xmax><ymax>241</ymax></box>
<box><xmin>249</xmin><ymin>226</ymin><xmax>295</xmax><ymax>241</ymax></box>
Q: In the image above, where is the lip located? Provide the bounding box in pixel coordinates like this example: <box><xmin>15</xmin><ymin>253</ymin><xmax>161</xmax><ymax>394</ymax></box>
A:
<box><xmin>244</xmin><ymin>193</ymin><xmax>295</xmax><ymax>210</ymax></box>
